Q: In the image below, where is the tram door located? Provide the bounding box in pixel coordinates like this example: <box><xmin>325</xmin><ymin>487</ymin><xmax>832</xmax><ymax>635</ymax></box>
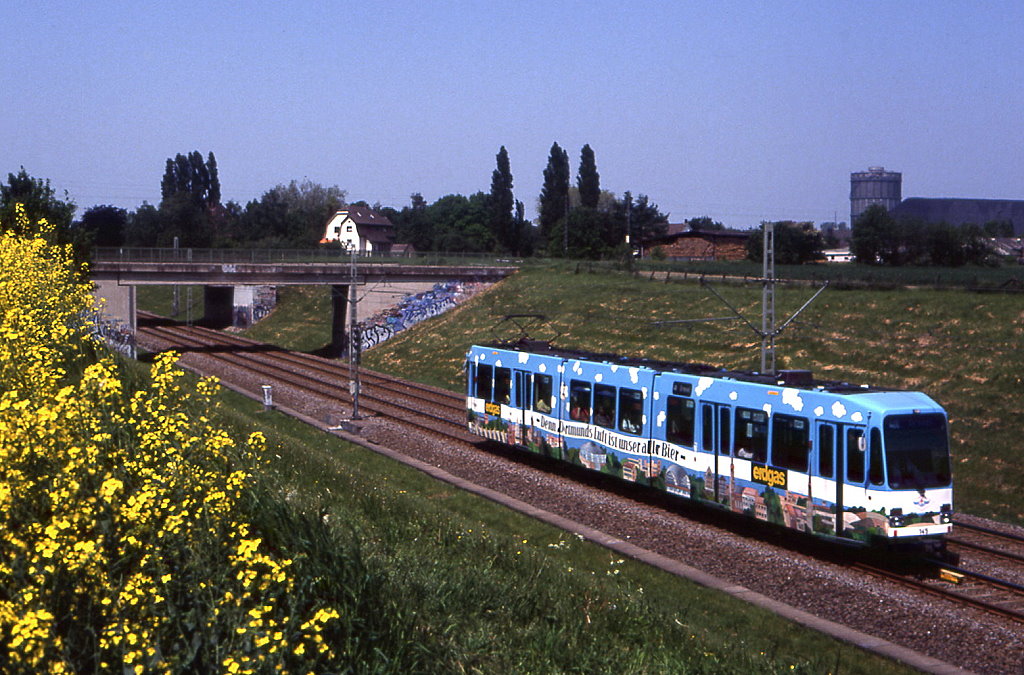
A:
<box><xmin>513</xmin><ymin>370</ymin><xmax>532</xmax><ymax>445</ymax></box>
<box><xmin>701</xmin><ymin>403</ymin><xmax>732</xmax><ymax>505</ymax></box>
<box><xmin>815</xmin><ymin>422</ymin><xmax>840</xmax><ymax>536</ymax></box>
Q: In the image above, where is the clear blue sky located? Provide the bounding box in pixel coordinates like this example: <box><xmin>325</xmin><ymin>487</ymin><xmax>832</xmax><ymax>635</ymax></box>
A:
<box><xmin>3</xmin><ymin>1</ymin><xmax>1022</xmax><ymax>228</ymax></box>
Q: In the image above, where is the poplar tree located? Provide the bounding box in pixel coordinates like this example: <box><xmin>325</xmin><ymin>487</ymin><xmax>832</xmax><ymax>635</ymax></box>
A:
<box><xmin>577</xmin><ymin>144</ymin><xmax>600</xmax><ymax>209</ymax></box>
<box><xmin>488</xmin><ymin>146</ymin><xmax>516</xmax><ymax>253</ymax></box>
<box><xmin>538</xmin><ymin>142</ymin><xmax>570</xmax><ymax>253</ymax></box>
<box><xmin>206</xmin><ymin>152</ymin><xmax>221</xmax><ymax>205</ymax></box>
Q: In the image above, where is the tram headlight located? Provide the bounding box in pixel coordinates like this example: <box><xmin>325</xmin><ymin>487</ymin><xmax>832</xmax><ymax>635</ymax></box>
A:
<box><xmin>888</xmin><ymin>507</ymin><xmax>904</xmax><ymax>528</ymax></box>
<box><xmin>939</xmin><ymin>503</ymin><xmax>952</xmax><ymax>524</ymax></box>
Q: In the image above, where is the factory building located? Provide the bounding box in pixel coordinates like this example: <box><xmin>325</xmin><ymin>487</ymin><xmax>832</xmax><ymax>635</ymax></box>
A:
<box><xmin>851</xmin><ymin>167</ymin><xmax>1024</xmax><ymax>236</ymax></box>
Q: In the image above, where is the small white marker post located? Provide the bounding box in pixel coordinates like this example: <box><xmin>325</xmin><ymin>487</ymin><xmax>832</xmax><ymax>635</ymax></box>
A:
<box><xmin>261</xmin><ymin>385</ymin><xmax>274</xmax><ymax>411</ymax></box>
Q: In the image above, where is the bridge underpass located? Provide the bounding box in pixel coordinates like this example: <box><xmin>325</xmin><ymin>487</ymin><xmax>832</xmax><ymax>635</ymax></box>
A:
<box><xmin>91</xmin><ymin>259</ymin><xmax>516</xmax><ymax>357</ymax></box>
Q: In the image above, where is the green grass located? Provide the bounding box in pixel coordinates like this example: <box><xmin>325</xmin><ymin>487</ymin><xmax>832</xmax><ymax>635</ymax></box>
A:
<box><xmin>350</xmin><ymin>266</ymin><xmax>1023</xmax><ymax>525</ymax></box>
<box><xmin>135</xmin><ymin>284</ymin><xmax>206</xmax><ymax>320</ymax></box>
<box><xmin>207</xmin><ymin>384</ymin><xmax>912</xmax><ymax>673</ymax></box>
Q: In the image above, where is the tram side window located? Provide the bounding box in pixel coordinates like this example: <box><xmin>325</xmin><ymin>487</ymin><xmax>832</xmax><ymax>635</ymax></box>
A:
<box><xmin>534</xmin><ymin>374</ymin><xmax>553</xmax><ymax>413</ymax></box>
<box><xmin>701</xmin><ymin>405</ymin><xmax>714</xmax><ymax>451</ymax></box>
<box><xmin>515</xmin><ymin>372</ymin><xmax>531</xmax><ymax>409</ymax></box>
<box><xmin>619</xmin><ymin>388</ymin><xmax>643</xmax><ymax>435</ymax></box>
<box><xmin>666</xmin><ymin>396</ymin><xmax>695</xmax><ymax>446</ymax></box>
<box><xmin>734</xmin><ymin>408</ymin><xmax>768</xmax><ymax>462</ymax></box>
<box><xmin>817</xmin><ymin>424</ymin><xmax>835</xmax><ymax>478</ymax></box>
<box><xmin>569</xmin><ymin>380</ymin><xmax>592</xmax><ymax>422</ymax></box>
<box><xmin>493</xmin><ymin>367</ymin><xmax>512</xmax><ymax>404</ymax></box>
<box><xmin>772</xmin><ymin>414</ymin><xmax>809</xmax><ymax>471</ymax></box>
<box><xmin>846</xmin><ymin>428</ymin><xmax>865</xmax><ymax>483</ymax></box>
<box><xmin>868</xmin><ymin>428</ymin><xmax>884</xmax><ymax>486</ymax></box>
<box><xmin>475</xmin><ymin>363</ymin><xmax>492</xmax><ymax>401</ymax></box>
<box><xmin>593</xmin><ymin>384</ymin><xmax>616</xmax><ymax>428</ymax></box>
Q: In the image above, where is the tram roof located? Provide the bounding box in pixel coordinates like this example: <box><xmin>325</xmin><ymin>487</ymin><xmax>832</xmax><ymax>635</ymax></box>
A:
<box><xmin>474</xmin><ymin>340</ymin><xmax>894</xmax><ymax>395</ymax></box>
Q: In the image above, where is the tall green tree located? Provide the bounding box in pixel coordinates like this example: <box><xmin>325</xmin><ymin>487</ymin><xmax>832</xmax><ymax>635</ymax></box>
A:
<box><xmin>745</xmin><ymin>221</ymin><xmax>824</xmax><ymax>264</ymax></box>
<box><xmin>538</xmin><ymin>142</ymin><xmax>570</xmax><ymax>254</ymax></box>
<box><xmin>577</xmin><ymin>144</ymin><xmax>600</xmax><ymax>209</ymax></box>
<box><xmin>611</xmin><ymin>193</ymin><xmax>668</xmax><ymax>248</ymax></box>
<box><xmin>160</xmin><ymin>151</ymin><xmax>221</xmax><ymax>209</ymax></box>
<box><xmin>153</xmin><ymin>151</ymin><xmax>224</xmax><ymax>246</ymax></box>
<box><xmin>238</xmin><ymin>179</ymin><xmax>347</xmax><ymax>247</ymax></box>
<box><xmin>0</xmin><ymin>167</ymin><xmax>76</xmax><ymax>238</ymax></box>
<box><xmin>488</xmin><ymin>146</ymin><xmax>516</xmax><ymax>253</ymax></box>
<box><xmin>851</xmin><ymin>204</ymin><xmax>895</xmax><ymax>265</ymax></box>
<box><xmin>206</xmin><ymin>152</ymin><xmax>221</xmax><ymax>205</ymax></box>
<box><xmin>77</xmin><ymin>205</ymin><xmax>127</xmax><ymax>247</ymax></box>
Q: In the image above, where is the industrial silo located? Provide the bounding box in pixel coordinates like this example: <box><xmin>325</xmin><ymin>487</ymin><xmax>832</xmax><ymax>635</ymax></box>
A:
<box><xmin>850</xmin><ymin>166</ymin><xmax>902</xmax><ymax>226</ymax></box>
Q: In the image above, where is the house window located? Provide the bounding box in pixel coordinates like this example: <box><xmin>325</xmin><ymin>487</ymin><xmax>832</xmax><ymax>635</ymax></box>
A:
<box><xmin>346</xmin><ymin>225</ymin><xmax>353</xmax><ymax>233</ymax></box>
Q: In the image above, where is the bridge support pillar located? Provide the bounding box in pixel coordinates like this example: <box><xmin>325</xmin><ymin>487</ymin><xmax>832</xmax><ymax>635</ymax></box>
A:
<box><xmin>203</xmin><ymin>286</ymin><xmax>234</xmax><ymax>328</ymax></box>
<box><xmin>330</xmin><ymin>284</ymin><xmax>351</xmax><ymax>357</ymax></box>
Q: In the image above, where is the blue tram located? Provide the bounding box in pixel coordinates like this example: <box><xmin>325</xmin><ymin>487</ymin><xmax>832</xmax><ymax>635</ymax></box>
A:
<box><xmin>466</xmin><ymin>341</ymin><xmax>954</xmax><ymax>545</ymax></box>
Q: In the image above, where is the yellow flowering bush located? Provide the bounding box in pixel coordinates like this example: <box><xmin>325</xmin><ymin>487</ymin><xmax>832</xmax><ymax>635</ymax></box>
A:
<box><xmin>0</xmin><ymin>208</ymin><xmax>341</xmax><ymax>672</ymax></box>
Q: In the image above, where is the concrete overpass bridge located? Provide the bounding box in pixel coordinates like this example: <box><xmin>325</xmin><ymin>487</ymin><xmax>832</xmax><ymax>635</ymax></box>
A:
<box><xmin>91</xmin><ymin>249</ymin><xmax>517</xmax><ymax>356</ymax></box>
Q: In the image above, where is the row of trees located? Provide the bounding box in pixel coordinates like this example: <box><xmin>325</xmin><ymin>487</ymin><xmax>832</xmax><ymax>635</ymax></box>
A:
<box><xmin>0</xmin><ymin>156</ymin><xmax>1010</xmax><ymax>266</ymax></box>
<box><xmin>852</xmin><ymin>205</ymin><xmax>996</xmax><ymax>267</ymax></box>
<box><xmin>534</xmin><ymin>142</ymin><xmax>668</xmax><ymax>258</ymax></box>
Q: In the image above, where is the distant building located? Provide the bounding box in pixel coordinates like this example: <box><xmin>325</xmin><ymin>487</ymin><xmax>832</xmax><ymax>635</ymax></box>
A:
<box><xmin>642</xmin><ymin>229</ymin><xmax>750</xmax><ymax>261</ymax></box>
<box><xmin>320</xmin><ymin>206</ymin><xmax>395</xmax><ymax>254</ymax></box>
<box><xmin>891</xmin><ymin>198</ymin><xmax>1024</xmax><ymax>236</ymax></box>
<box><xmin>850</xmin><ymin>167</ymin><xmax>902</xmax><ymax>226</ymax></box>
<box><xmin>850</xmin><ymin>167</ymin><xmax>1024</xmax><ymax>235</ymax></box>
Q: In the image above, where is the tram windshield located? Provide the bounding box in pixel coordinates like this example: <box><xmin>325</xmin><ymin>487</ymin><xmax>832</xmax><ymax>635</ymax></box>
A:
<box><xmin>884</xmin><ymin>414</ymin><xmax>952</xmax><ymax>489</ymax></box>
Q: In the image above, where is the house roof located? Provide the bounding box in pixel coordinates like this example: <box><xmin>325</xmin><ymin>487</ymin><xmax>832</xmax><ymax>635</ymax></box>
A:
<box><xmin>342</xmin><ymin>206</ymin><xmax>393</xmax><ymax>227</ymax></box>
<box><xmin>643</xmin><ymin>229</ymin><xmax>750</xmax><ymax>245</ymax></box>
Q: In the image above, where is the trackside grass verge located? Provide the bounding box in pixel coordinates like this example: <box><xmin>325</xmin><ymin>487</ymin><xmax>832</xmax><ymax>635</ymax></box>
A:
<box><xmin>350</xmin><ymin>265</ymin><xmax>1023</xmax><ymax>525</ymax></box>
<box><xmin>206</xmin><ymin>381</ymin><xmax>913</xmax><ymax>674</ymax></box>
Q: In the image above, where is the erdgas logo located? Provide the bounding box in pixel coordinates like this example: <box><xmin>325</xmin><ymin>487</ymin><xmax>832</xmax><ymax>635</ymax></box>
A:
<box><xmin>485</xmin><ymin>402</ymin><xmax>501</xmax><ymax>416</ymax></box>
<box><xmin>752</xmin><ymin>464</ymin><xmax>787</xmax><ymax>489</ymax></box>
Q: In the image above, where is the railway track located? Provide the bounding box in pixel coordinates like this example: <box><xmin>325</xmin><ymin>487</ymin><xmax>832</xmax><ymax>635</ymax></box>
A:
<box><xmin>137</xmin><ymin>316</ymin><xmax>473</xmax><ymax>442</ymax></box>
<box><xmin>948</xmin><ymin>519</ymin><xmax>1024</xmax><ymax>565</ymax></box>
<box><xmin>855</xmin><ymin>557</ymin><xmax>1024</xmax><ymax>625</ymax></box>
<box><xmin>132</xmin><ymin>315</ymin><xmax>1024</xmax><ymax>671</ymax></box>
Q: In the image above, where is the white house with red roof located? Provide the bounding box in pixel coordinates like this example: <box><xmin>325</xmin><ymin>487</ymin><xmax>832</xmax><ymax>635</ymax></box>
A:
<box><xmin>320</xmin><ymin>206</ymin><xmax>395</xmax><ymax>254</ymax></box>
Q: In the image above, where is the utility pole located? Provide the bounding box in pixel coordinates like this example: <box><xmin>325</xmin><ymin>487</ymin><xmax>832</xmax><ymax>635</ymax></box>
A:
<box><xmin>661</xmin><ymin>222</ymin><xmax>827</xmax><ymax>377</ymax></box>
<box><xmin>761</xmin><ymin>222</ymin><xmax>776</xmax><ymax>374</ymax></box>
<box><xmin>348</xmin><ymin>246</ymin><xmax>361</xmax><ymax>419</ymax></box>
<box><xmin>625</xmin><ymin>192</ymin><xmax>632</xmax><ymax>249</ymax></box>
<box><xmin>562</xmin><ymin>192</ymin><xmax>569</xmax><ymax>255</ymax></box>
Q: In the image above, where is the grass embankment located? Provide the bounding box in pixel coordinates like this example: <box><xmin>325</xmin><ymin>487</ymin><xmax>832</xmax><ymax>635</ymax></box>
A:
<box><xmin>233</xmin><ymin>263</ymin><xmax>1021</xmax><ymax>524</ymax></box>
<box><xmin>212</xmin><ymin>384</ymin><xmax>908</xmax><ymax>673</ymax></box>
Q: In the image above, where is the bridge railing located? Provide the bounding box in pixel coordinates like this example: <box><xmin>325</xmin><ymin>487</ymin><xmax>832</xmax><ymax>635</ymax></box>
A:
<box><xmin>92</xmin><ymin>248</ymin><xmax>521</xmax><ymax>267</ymax></box>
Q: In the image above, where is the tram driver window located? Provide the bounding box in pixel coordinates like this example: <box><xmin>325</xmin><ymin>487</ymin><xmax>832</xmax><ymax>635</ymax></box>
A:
<box><xmin>618</xmin><ymin>388</ymin><xmax>643</xmax><ymax>435</ymax></box>
<box><xmin>493</xmin><ymin>367</ymin><xmax>512</xmax><ymax>404</ymax></box>
<box><xmin>534</xmin><ymin>374</ymin><xmax>553</xmax><ymax>413</ymax></box>
<box><xmin>475</xmin><ymin>363</ymin><xmax>492</xmax><ymax>401</ymax></box>
<box><xmin>666</xmin><ymin>396</ymin><xmax>695</xmax><ymax>446</ymax></box>
<box><xmin>772</xmin><ymin>414</ymin><xmax>809</xmax><ymax>471</ymax></box>
<box><xmin>569</xmin><ymin>380</ymin><xmax>592</xmax><ymax>422</ymax></box>
<box><xmin>593</xmin><ymin>384</ymin><xmax>616</xmax><ymax>428</ymax></box>
<box><xmin>868</xmin><ymin>428</ymin><xmax>885</xmax><ymax>486</ymax></box>
<box><xmin>734</xmin><ymin>408</ymin><xmax>768</xmax><ymax>462</ymax></box>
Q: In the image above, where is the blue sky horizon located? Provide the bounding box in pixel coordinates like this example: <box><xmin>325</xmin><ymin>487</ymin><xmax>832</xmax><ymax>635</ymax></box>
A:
<box><xmin>3</xmin><ymin>1</ymin><xmax>1022</xmax><ymax>230</ymax></box>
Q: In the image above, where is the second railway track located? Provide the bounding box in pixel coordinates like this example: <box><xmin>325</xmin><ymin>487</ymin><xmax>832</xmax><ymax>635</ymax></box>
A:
<box><xmin>133</xmin><ymin>314</ymin><xmax>1024</xmax><ymax>674</ymax></box>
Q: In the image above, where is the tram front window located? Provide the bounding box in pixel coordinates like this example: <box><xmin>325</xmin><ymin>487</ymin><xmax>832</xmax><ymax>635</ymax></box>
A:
<box><xmin>884</xmin><ymin>414</ymin><xmax>952</xmax><ymax>489</ymax></box>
